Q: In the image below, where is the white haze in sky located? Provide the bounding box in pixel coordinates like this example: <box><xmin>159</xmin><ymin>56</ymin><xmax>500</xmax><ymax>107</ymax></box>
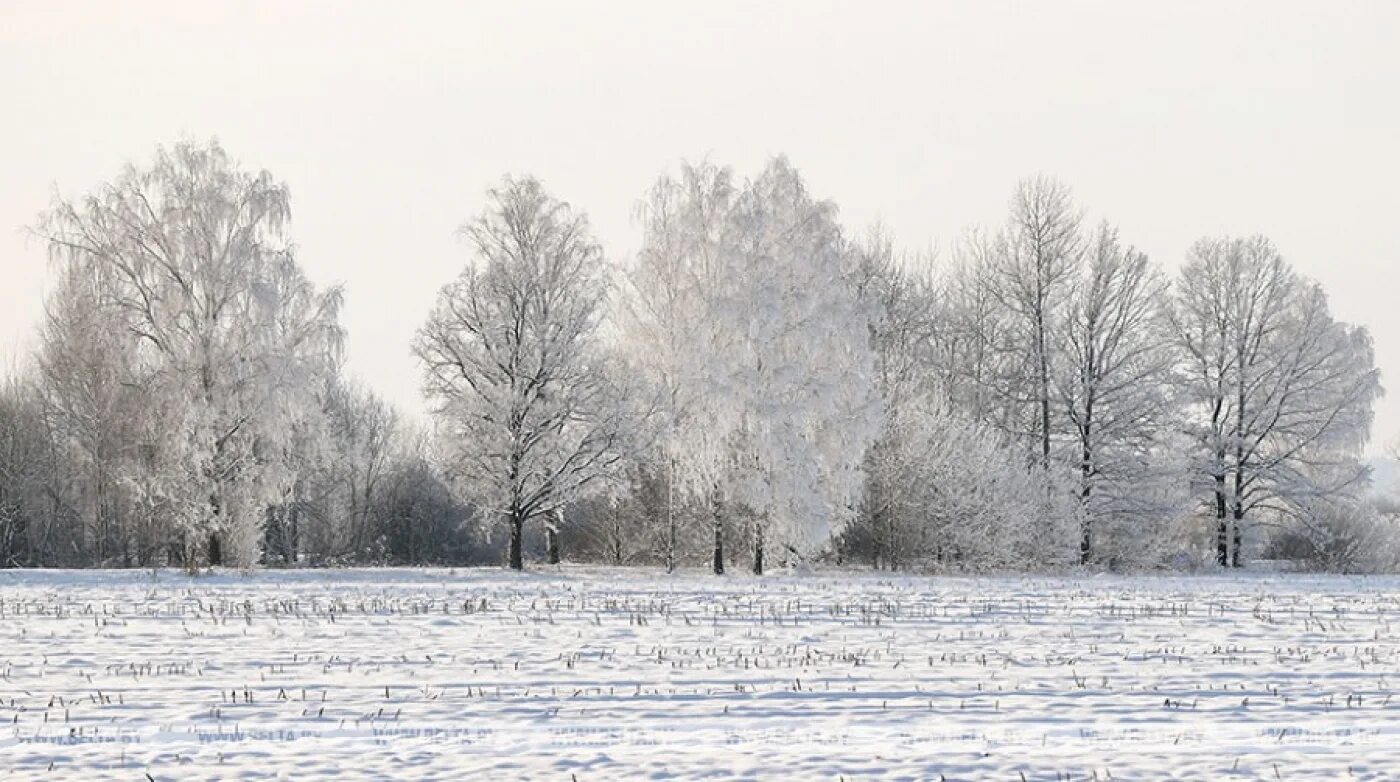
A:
<box><xmin>2</xmin><ymin>1</ymin><xmax>1398</xmax><ymax>452</ymax></box>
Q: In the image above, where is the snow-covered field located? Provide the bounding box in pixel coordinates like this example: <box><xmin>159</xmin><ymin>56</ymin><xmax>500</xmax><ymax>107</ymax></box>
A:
<box><xmin>1</xmin><ymin>568</ymin><xmax>1398</xmax><ymax>780</ymax></box>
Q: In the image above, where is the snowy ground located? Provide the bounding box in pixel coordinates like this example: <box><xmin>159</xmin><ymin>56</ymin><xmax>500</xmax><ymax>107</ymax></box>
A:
<box><xmin>1</xmin><ymin>568</ymin><xmax>1398</xmax><ymax>780</ymax></box>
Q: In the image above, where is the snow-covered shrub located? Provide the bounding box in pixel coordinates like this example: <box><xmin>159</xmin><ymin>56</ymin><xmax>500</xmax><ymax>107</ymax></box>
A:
<box><xmin>1268</xmin><ymin>498</ymin><xmax>1400</xmax><ymax>573</ymax></box>
<box><xmin>848</xmin><ymin>394</ymin><xmax>1080</xmax><ymax>571</ymax></box>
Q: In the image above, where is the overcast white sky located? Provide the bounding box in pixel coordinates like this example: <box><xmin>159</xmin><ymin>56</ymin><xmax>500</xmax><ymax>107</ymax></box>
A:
<box><xmin>2</xmin><ymin>1</ymin><xmax>1398</xmax><ymax>451</ymax></box>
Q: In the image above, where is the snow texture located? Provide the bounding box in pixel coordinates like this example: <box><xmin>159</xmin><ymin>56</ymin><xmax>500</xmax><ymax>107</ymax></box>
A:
<box><xmin>2</xmin><ymin>567</ymin><xmax>1398</xmax><ymax>780</ymax></box>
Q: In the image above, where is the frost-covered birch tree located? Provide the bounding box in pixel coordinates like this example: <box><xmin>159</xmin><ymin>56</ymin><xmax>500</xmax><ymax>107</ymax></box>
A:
<box><xmin>622</xmin><ymin>162</ymin><xmax>736</xmax><ymax>572</ymax></box>
<box><xmin>635</xmin><ymin>159</ymin><xmax>880</xmax><ymax>574</ymax></box>
<box><xmin>726</xmin><ymin>160</ymin><xmax>882</xmax><ymax>572</ymax></box>
<box><xmin>415</xmin><ymin>177</ymin><xmax>629</xmax><ymax>571</ymax></box>
<box><xmin>33</xmin><ymin>266</ymin><xmax>150</xmax><ymax>564</ymax></box>
<box><xmin>37</xmin><ymin>140</ymin><xmax>344</xmax><ymax>569</ymax></box>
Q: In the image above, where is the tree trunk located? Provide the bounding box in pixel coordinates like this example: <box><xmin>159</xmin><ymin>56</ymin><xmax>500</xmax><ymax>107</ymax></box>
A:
<box><xmin>507</xmin><ymin>448</ymin><xmax>524</xmax><ymax>569</ymax></box>
<box><xmin>204</xmin><ymin>486</ymin><xmax>224</xmax><ymax>568</ymax></box>
<box><xmin>869</xmin><ymin>514</ymin><xmax>880</xmax><ymax>570</ymax></box>
<box><xmin>666</xmin><ymin>520</ymin><xmax>676</xmax><ymax>574</ymax></box>
<box><xmin>665</xmin><ymin>458</ymin><xmax>677</xmax><ymax>574</ymax></box>
<box><xmin>546</xmin><ymin>526</ymin><xmax>560</xmax><ymax>565</ymax></box>
<box><xmin>711</xmin><ymin>485</ymin><xmax>724</xmax><ymax>576</ymax></box>
<box><xmin>1079</xmin><ymin>498</ymin><xmax>1092</xmax><ymax>565</ymax></box>
<box><xmin>609</xmin><ymin>516</ymin><xmax>625</xmax><ymax>565</ymax></box>
<box><xmin>1231</xmin><ymin>505</ymin><xmax>1244</xmax><ymax>569</ymax></box>
<box><xmin>289</xmin><ymin>504</ymin><xmax>300</xmax><ymax>565</ymax></box>
<box><xmin>1233</xmin><ymin>349</ymin><xmax>1247</xmax><ymax>569</ymax></box>
<box><xmin>1231</xmin><ymin>455</ymin><xmax>1246</xmax><ymax>569</ymax></box>
<box><xmin>175</xmin><ymin>535</ymin><xmax>192</xmax><ymax>573</ymax></box>
<box><xmin>752</xmin><ymin>522</ymin><xmax>764</xmax><ymax>576</ymax></box>
<box><xmin>1079</xmin><ymin>404</ymin><xmax>1093</xmax><ymax>564</ymax></box>
<box><xmin>1214</xmin><ymin>471</ymin><xmax>1229</xmax><ymax>567</ymax></box>
<box><xmin>877</xmin><ymin>493</ymin><xmax>892</xmax><ymax>570</ymax></box>
<box><xmin>207</xmin><ymin>532</ymin><xmax>223</xmax><ymax>567</ymax></box>
<box><xmin>1039</xmin><ymin>375</ymin><xmax>1051</xmax><ymax>468</ymax></box>
<box><xmin>508</xmin><ymin>510</ymin><xmax>524</xmax><ymax>571</ymax></box>
<box><xmin>1037</xmin><ymin>303</ymin><xmax>1052</xmax><ymax>470</ymax></box>
<box><xmin>1079</xmin><ymin>445</ymin><xmax>1092</xmax><ymax>565</ymax></box>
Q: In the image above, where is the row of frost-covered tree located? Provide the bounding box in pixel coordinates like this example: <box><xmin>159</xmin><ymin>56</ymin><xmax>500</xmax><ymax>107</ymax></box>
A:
<box><xmin>0</xmin><ymin>140</ymin><xmax>1391</xmax><ymax>573</ymax></box>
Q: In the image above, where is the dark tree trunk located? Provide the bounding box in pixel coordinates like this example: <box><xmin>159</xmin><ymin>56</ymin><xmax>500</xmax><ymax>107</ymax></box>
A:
<box><xmin>666</xmin><ymin>519</ymin><xmax>676</xmax><ymax>574</ymax></box>
<box><xmin>120</xmin><ymin>508</ymin><xmax>133</xmax><ymax>568</ymax></box>
<box><xmin>665</xmin><ymin>457</ymin><xmax>677</xmax><ymax>574</ymax></box>
<box><xmin>508</xmin><ymin>510</ymin><xmax>524</xmax><ymax>571</ymax></box>
<box><xmin>1079</xmin><ymin>471</ymin><xmax>1092</xmax><ymax>565</ymax></box>
<box><xmin>712</xmin><ymin>486</ymin><xmax>724</xmax><ymax>575</ymax></box>
<box><xmin>1231</xmin><ymin>506</ymin><xmax>1244</xmax><ymax>569</ymax></box>
<box><xmin>546</xmin><ymin>526</ymin><xmax>560</xmax><ymax>565</ymax></box>
<box><xmin>1037</xmin><ymin>308</ymin><xmax>1051</xmax><ymax>471</ymax></box>
<box><xmin>1233</xmin><ymin>356</ymin><xmax>1247</xmax><ymax>569</ymax></box>
<box><xmin>289</xmin><ymin>504</ymin><xmax>300</xmax><ymax>565</ymax></box>
<box><xmin>608</xmin><ymin>516</ymin><xmax>625</xmax><ymax>565</ymax></box>
<box><xmin>1214</xmin><ymin>473</ymin><xmax>1229</xmax><ymax>567</ymax></box>
<box><xmin>204</xmin><ymin>487</ymin><xmax>224</xmax><ymax>569</ymax></box>
<box><xmin>868</xmin><ymin>505</ymin><xmax>881</xmax><ymax>569</ymax></box>
<box><xmin>1080</xmin><ymin>421</ymin><xmax>1093</xmax><ymax>565</ymax></box>
<box><xmin>752</xmin><ymin>523</ymin><xmax>764</xmax><ymax>576</ymax></box>
<box><xmin>712</xmin><ymin>523</ymin><xmax>724</xmax><ymax>574</ymax></box>
<box><xmin>1079</xmin><ymin>506</ymin><xmax>1092</xmax><ymax>565</ymax></box>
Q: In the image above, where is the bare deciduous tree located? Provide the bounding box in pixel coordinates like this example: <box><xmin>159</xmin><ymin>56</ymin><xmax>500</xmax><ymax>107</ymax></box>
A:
<box><xmin>1171</xmin><ymin>236</ymin><xmax>1380</xmax><ymax>566</ymax></box>
<box><xmin>1057</xmin><ymin>224</ymin><xmax>1179</xmax><ymax>563</ymax></box>
<box><xmin>416</xmin><ymin>177</ymin><xmax>629</xmax><ymax>570</ymax></box>
<box><xmin>985</xmin><ymin>177</ymin><xmax>1084</xmax><ymax>466</ymax></box>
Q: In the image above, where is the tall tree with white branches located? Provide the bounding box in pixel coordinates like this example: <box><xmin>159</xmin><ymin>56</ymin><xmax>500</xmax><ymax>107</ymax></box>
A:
<box><xmin>1170</xmin><ymin>236</ymin><xmax>1380</xmax><ymax>566</ymax></box>
<box><xmin>984</xmin><ymin>177</ymin><xmax>1083</xmax><ymax>465</ymax></box>
<box><xmin>628</xmin><ymin>158</ymin><xmax>881</xmax><ymax>574</ymax></box>
<box><xmin>415</xmin><ymin>177</ymin><xmax>630</xmax><ymax>571</ymax></box>
<box><xmin>37</xmin><ymin>140</ymin><xmax>344</xmax><ymax>569</ymax></box>
<box><xmin>1057</xmin><ymin>224</ymin><xmax>1180</xmax><ymax>563</ymax></box>
<box><xmin>622</xmin><ymin>162</ymin><xmax>736</xmax><ymax>572</ymax></box>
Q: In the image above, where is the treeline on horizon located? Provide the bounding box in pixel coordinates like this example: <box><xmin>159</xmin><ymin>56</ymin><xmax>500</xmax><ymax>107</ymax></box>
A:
<box><xmin>0</xmin><ymin>139</ymin><xmax>1392</xmax><ymax>575</ymax></box>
